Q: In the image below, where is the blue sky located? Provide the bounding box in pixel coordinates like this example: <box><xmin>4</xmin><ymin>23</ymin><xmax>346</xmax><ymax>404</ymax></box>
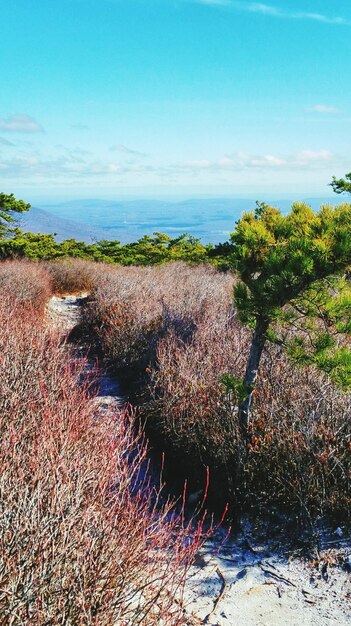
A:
<box><xmin>0</xmin><ymin>0</ymin><xmax>350</xmax><ymax>201</ymax></box>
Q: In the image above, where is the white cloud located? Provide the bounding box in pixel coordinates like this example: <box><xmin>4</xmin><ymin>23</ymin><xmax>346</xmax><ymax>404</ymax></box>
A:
<box><xmin>174</xmin><ymin>149</ymin><xmax>336</xmax><ymax>174</ymax></box>
<box><xmin>55</xmin><ymin>145</ymin><xmax>91</xmax><ymax>160</ymax></box>
<box><xmin>191</xmin><ymin>1</ymin><xmax>351</xmax><ymax>26</ymax></box>
<box><xmin>0</xmin><ymin>114</ymin><xmax>44</xmax><ymax>133</ymax></box>
<box><xmin>294</xmin><ymin>150</ymin><xmax>334</xmax><ymax>164</ymax></box>
<box><xmin>0</xmin><ymin>151</ymin><xmax>154</xmax><ymax>181</ymax></box>
<box><xmin>246</xmin><ymin>3</ymin><xmax>279</xmax><ymax>16</ymax></box>
<box><xmin>306</xmin><ymin>104</ymin><xmax>340</xmax><ymax>114</ymax></box>
<box><xmin>0</xmin><ymin>147</ymin><xmax>339</xmax><ymax>186</ymax></box>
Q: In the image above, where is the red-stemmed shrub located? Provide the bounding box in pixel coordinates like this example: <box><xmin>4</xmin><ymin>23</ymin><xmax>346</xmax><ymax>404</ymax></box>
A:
<box><xmin>0</xmin><ymin>295</ymin><xmax>209</xmax><ymax>624</ymax></box>
<box><xmin>245</xmin><ymin>348</ymin><xmax>351</xmax><ymax>524</ymax></box>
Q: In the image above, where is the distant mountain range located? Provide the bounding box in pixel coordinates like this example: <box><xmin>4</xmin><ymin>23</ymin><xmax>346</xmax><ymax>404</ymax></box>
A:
<box><xmin>16</xmin><ymin>196</ymin><xmax>337</xmax><ymax>245</ymax></box>
<box><xmin>16</xmin><ymin>207</ymin><xmax>120</xmax><ymax>244</ymax></box>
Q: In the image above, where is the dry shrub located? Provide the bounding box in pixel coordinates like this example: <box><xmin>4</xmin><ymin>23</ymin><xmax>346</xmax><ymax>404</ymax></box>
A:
<box><xmin>0</xmin><ymin>296</ymin><xmax>208</xmax><ymax>625</ymax></box>
<box><xmin>83</xmin><ymin>262</ymin><xmax>235</xmax><ymax>370</ymax></box>
<box><xmin>245</xmin><ymin>349</ymin><xmax>351</xmax><ymax>524</ymax></box>
<box><xmin>44</xmin><ymin>258</ymin><xmax>108</xmax><ymax>294</ymax></box>
<box><xmin>83</xmin><ymin>262</ymin><xmax>241</xmax><ymax>505</ymax></box>
<box><xmin>149</xmin><ymin>312</ymin><xmax>248</xmax><ymax>491</ymax></box>
<box><xmin>0</xmin><ymin>260</ymin><xmax>51</xmax><ymax>313</ymax></box>
<box><xmin>151</xmin><ymin>316</ymin><xmax>351</xmax><ymax>523</ymax></box>
<box><xmin>81</xmin><ymin>261</ymin><xmax>350</xmax><ymax>524</ymax></box>
<box><xmin>148</xmin><ymin>310</ymin><xmax>243</xmax><ymax>513</ymax></box>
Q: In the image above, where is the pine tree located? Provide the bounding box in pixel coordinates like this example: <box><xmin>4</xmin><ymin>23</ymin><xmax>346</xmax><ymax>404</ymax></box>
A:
<box><xmin>0</xmin><ymin>193</ymin><xmax>30</xmax><ymax>237</ymax></box>
<box><xmin>330</xmin><ymin>172</ymin><xmax>351</xmax><ymax>195</ymax></box>
<box><xmin>230</xmin><ymin>201</ymin><xmax>351</xmax><ymax>429</ymax></box>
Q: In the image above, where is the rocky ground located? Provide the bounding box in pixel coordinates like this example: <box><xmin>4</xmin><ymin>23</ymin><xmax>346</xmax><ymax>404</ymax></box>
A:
<box><xmin>47</xmin><ymin>294</ymin><xmax>351</xmax><ymax>626</ymax></box>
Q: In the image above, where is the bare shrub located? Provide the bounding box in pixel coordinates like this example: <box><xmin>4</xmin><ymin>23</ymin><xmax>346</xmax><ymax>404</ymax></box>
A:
<box><xmin>44</xmin><ymin>258</ymin><xmax>108</xmax><ymax>294</ymax></box>
<box><xmin>245</xmin><ymin>348</ymin><xmax>351</xmax><ymax>524</ymax></box>
<box><xmin>151</xmin><ymin>317</ymin><xmax>351</xmax><ymax>523</ymax></box>
<box><xmin>83</xmin><ymin>262</ymin><xmax>235</xmax><ymax>369</ymax></box>
<box><xmin>0</xmin><ymin>296</ymin><xmax>208</xmax><ymax>624</ymax></box>
<box><xmin>0</xmin><ymin>260</ymin><xmax>51</xmax><ymax>312</ymax></box>
<box><xmin>150</xmin><ymin>312</ymin><xmax>247</xmax><ymax>467</ymax></box>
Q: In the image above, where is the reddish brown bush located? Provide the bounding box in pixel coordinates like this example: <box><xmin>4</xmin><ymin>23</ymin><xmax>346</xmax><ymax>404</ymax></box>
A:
<box><xmin>150</xmin><ymin>311</ymin><xmax>247</xmax><ymax>466</ymax></box>
<box><xmin>44</xmin><ymin>258</ymin><xmax>108</xmax><ymax>294</ymax></box>
<box><xmin>0</xmin><ymin>296</ymin><xmax>209</xmax><ymax>625</ymax></box>
<box><xmin>0</xmin><ymin>260</ymin><xmax>51</xmax><ymax>313</ymax></box>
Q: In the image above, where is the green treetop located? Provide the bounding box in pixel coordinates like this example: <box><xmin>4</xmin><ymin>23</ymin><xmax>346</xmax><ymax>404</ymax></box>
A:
<box><xmin>0</xmin><ymin>193</ymin><xmax>30</xmax><ymax>236</ymax></box>
<box><xmin>330</xmin><ymin>172</ymin><xmax>351</xmax><ymax>195</ymax></box>
<box><xmin>230</xmin><ymin>201</ymin><xmax>351</xmax><ymax>429</ymax></box>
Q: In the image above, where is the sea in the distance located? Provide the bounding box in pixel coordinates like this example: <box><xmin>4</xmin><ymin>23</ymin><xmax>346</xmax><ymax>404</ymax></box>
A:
<box><xmin>24</xmin><ymin>196</ymin><xmax>338</xmax><ymax>244</ymax></box>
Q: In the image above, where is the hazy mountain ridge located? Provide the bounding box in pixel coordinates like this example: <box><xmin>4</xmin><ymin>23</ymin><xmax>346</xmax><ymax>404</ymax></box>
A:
<box><xmin>16</xmin><ymin>207</ymin><xmax>121</xmax><ymax>244</ymax></box>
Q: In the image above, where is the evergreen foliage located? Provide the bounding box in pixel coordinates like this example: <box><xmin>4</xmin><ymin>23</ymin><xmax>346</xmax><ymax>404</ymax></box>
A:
<box><xmin>330</xmin><ymin>171</ymin><xmax>351</xmax><ymax>195</ymax></box>
<box><xmin>0</xmin><ymin>193</ymin><xmax>30</xmax><ymax>236</ymax></box>
<box><xmin>230</xmin><ymin>201</ymin><xmax>351</xmax><ymax>426</ymax></box>
<box><xmin>0</xmin><ymin>228</ymin><xmax>212</xmax><ymax>265</ymax></box>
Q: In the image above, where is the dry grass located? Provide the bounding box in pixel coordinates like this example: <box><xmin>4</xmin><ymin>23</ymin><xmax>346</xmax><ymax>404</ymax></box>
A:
<box><xmin>0</xmin><ymin>293</ymin><xmax>209</xmax><ymax>625</ymax></box>
<box><xmin>0</xmin><ymin>260</ymin><xmax>51</xmax><ymax>313</ymax></box>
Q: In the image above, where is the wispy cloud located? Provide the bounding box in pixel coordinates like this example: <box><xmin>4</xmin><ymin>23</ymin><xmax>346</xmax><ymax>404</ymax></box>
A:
<box><xmin>246</xmin><ymin>3</ymin><xmax>349</xmax><ymax>25</ymax></box>
<box><xmin>55</xmin><ymin>144</ymin><xmax>92</xmax><ymax>161</ymax></box>
<box><xmin>109</xmin><ymin>144</ymin><xmax>147</xmax><ymax>157</ymax></box>
<box><xmin>0</xmin><ymin>153</ymin><xmax>153</xmax><ymax>181</ymax></box>
<box><xmin>0</xmin><ymin>137</ymin><xmax>15</xmax><ymax>146</ymax></box>
<box><xmin>306</xmin><ymin>104</ymin><xmax>340</xmax><ymax>114</ymax></box>
<box><xmin>70</xmin><ymin>123</ymin><xmax>90</xmax><ymax>130</ymax></box>
<box><xmin>170</xmin><ymin>149</ymin><xmax>336</xmax><ymax>175</ymax></box>
<box><xmin>193</xmin><ymin>0</ymin><xmax>230</xmax><ymax>5</ymax></box>
<box><xmin>193</xmin><ymin>1</ymin><xmax>351</xmax><ymax>26</ymax></box>
<box><xmin>0</xmin><ymin>148</ymin><xmax>339</xmax><ymax>184</ymax></box>
<box><xmin>0</xmin><ymin>114</ymin><xmax>44</xmax><ymax>133</ymax></box>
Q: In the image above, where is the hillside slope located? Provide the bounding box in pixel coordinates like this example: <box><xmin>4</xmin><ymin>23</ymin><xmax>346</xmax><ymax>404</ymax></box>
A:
<box><xmin>15</xmin><ymin>206</ymin><xmax>119</xmax><ymax>243</ymax></box>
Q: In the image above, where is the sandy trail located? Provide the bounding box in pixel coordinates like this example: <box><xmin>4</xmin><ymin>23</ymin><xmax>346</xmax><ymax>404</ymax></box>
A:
<box><xmin>46</xmin><ymin>293</ymin><xmax>89</xmax><ymax>332</ymax></box>
<box><xmin>46</xmin><ymin>294</ymin><xmax>351</xmax><ymax>626</ymax></box>
<box><xmin>46</xmin><ymin>293</ymin><xmax>124</xmax><ymax>408</ymax></box>
<box><xmin>185</xmin><ymin>526</ymin><xmax>350</xmax><ymax>625</ymax></box>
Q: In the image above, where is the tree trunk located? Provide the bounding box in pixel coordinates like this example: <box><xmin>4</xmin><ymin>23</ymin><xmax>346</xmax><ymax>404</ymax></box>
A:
<box><xmin>239</xmin><ymin>316</ymin><xmax>269</xmax><ymax>431</ymax></box>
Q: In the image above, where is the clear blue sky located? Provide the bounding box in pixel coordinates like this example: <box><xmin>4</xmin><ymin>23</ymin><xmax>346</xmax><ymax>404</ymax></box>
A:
<box><xmin>0</xmin><ymin>0</ymin><xmax>350</xmax><ymax>202</ymax></box>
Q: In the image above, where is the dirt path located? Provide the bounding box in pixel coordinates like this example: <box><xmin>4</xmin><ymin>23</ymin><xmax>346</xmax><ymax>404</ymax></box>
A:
<box><xmin>46</xmin><ymin>294</ymin><xmax>351</xmax><ymax>626</ymax></box>
<box><xmin>46</xmin><ymin>293</ymin><xmax>124</xmax><ymax>409</ymax></box>
<box><xmin>46</xmin><ymin>293</ymin><xmax>89</xmax><ymax>332</ymax></box>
